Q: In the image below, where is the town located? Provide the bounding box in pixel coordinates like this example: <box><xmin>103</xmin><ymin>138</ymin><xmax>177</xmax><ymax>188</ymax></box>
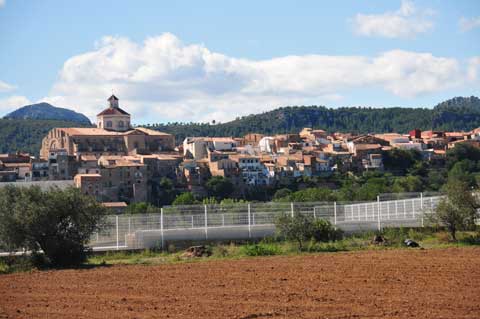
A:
<box><xmin>1</xmin><ymin>94</ymin><xmax>479</xmax><ymax>209</ymax></box>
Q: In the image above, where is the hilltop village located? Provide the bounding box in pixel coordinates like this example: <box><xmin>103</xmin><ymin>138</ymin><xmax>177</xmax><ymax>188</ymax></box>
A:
<box><xmin>1</xmin><ymin>95</ymin><xmax>480</xmax><ymax>207</ymax></box>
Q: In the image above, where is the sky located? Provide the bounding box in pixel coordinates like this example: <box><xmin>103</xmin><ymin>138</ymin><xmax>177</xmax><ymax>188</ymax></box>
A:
<box><xmin>0</xmin><ymin>0</ymin><xmax>479</xmax><ymax>124</ymax></box>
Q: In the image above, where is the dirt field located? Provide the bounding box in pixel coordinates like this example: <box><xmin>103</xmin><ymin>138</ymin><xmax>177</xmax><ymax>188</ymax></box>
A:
<box><xmin>1</xmin><ymin>247</ymin><xmax>479</xmax><ymax>319</ymax></box>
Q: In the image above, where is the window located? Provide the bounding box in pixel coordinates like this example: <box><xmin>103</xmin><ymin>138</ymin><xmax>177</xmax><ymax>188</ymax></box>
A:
<box><xmin>106</xmin><ymin>121</ymin><xmax>113</xmax><ymax>128</ymax></box>
<box><xmin>118</xmin><ymin>121</ymin><xmax>124</xmax><ymax>128</ymax></box>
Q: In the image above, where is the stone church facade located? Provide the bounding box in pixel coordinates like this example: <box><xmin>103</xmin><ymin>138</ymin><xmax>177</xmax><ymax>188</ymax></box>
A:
<box><xmin>40</xmin><ymin>95</ymin><xmax>175</xmax><ymax>160</ymax></box>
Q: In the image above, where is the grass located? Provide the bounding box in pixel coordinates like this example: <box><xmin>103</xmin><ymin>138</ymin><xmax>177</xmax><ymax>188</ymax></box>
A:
<box><xmin>2</xmin><ymin>228</ymin><xmax>479</xmax><ymax>274</ymax></box>
<box><xmin>85</xmin><ymin>228</ymin><xmax>480</xmax><ymax>267</ymax></box>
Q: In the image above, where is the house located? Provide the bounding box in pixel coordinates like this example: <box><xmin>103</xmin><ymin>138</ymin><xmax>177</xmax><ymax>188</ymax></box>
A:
<box><xmin>229</xmin><ymin>154</ymin><xmax>271</xmax><ymax>185</ymax></box>
<box><xmin>74</xmin><ymin>173</ymin><xmax>102</xmax><ymax>200</ymax></box>
<box><xmin>183</xmin><ymin>137</ymin><xmax>237</xmax><ymax>160</ymax></box>
<box><xmin>97</xmin><ymin>157</ymin><xmax>148</xmax><ymax>203</ymax></box>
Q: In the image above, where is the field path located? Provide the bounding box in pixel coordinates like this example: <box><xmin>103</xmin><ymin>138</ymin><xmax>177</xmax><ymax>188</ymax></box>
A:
<box><xmin>1</xmin><ymin>247</ymin><xmax>480</xmax><ymax>318</ymax></box>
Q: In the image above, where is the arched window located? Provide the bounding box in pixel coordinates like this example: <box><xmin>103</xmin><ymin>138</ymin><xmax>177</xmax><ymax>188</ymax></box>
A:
<box><xmin>106</xmin><ymin>121</ymin><xmax>113</xmax><ymax>128</ymax></box>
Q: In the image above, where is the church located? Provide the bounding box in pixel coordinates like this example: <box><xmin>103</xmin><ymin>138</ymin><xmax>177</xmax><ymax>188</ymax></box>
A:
<box><xmin>40</xmin><ymin>95</ymin><xmax>175</xmax><ymax>159</ymax></box>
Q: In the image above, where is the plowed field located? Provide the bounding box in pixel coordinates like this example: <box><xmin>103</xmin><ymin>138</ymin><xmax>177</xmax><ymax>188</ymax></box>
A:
<box><xmin>1</xmin><ymin>247</ymin><xmax>479</xmax><ymax>319</ymax></box>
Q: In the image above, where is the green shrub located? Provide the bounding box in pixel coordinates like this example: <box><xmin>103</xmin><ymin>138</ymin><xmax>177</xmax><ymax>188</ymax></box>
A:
<box><xmin>312</xmin><ymin>219</ymin><xmax>344</xmax><ymax>242</ymax></box>
<box><xmin>275</xmin><ymin>213</ymin><xmax>315</xmax><ymax>250</ymax></box>
<box><xmin>275</xmin><ymin>213</ymin><xmax>344</xmax><ymax>250</ymax></box>
<box><xmin>240</xmin><ymin>242</ymin><xmax>281</xmax><ymax>256</ymax></box>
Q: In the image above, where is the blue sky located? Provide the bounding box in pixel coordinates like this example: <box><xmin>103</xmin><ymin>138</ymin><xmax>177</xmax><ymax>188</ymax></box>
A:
<box><xmin>0</xmin><ymin>0</ymin><xmax>479</xmax><ymax>123</ymax></box>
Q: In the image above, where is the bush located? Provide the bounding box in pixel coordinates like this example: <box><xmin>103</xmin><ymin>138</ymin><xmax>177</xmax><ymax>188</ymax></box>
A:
<box><xmin>312</xmin><ymin>219</ymin><xmax>343</xmax><ymax>242</ymax></box>
<box><xmin>0</xmin><ymin>186</ymin><xmax>107</xmax><ymax>267</ymax></box>
<box><xmin>172</xmin><ymin>192</ymin><xmax>198</xmax><ymax>205</ymax></box>
<box><xmin>241</xmin><ymin>242</ymin><xmax>281</xmax><ymax>256</ymax></box>
<box><xmin>275</xmin><ymin>213</ymin><xmax>343</xmax><ymax>250</ymax></box>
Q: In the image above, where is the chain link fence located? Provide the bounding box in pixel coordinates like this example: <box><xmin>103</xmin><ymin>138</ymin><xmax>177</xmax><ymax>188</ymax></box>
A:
<box><xmin>89</xmin><ymin>193</ymin><xmax>445</xmax><ymax>251</ymax></box>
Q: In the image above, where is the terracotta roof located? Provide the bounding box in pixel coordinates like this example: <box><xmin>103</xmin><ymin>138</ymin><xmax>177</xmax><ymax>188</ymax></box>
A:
<box><xmin>355</xmin><ymin>144</ymin><xmax>382</xmax><ymax>151</ymax></box>
<box><xmin>135</xmin><ymin>127</ymin><xmax>171</xmax><ymax>136</ymax></box>
<box><xmin>97</xmin><ymin>107</ymin><xmax>130</xmax><ymax>116</ymax></box>
<box><xmin>3</xmin><ymin>163</ymin><xmax>30</xmax><ymax>168</ymax></box>
<box><xmin>102</xmin><ymin>202</ymin><xmax>128</xmax><ymax>208</ymax></box>
<box><xmin>57</xmin><ymin>127</ymin><xmax>170</xmax><ymax>137</ymax></box>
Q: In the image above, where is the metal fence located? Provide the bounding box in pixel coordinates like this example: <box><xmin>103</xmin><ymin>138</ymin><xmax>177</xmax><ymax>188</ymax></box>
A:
<box><xmin>90</xmin><ymin>193</ymin><xmax>444</xmax><ymax>251</ymax></box>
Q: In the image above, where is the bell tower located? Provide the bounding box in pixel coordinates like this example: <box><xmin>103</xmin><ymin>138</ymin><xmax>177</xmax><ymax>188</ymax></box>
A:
<box><xmin>96</xmin><ymin>95</ymin><xmax>131</xmax><ymax>132</ymax></box>
<box><xmin>108</xmin><ymin>95</ymin><xmax>119</xmax><ymax>108</ymax></box>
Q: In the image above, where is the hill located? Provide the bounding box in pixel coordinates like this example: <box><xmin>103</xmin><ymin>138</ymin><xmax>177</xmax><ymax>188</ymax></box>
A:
<box><xmin>146</xmin><ymin>96</ymin><xmax>480</xmax><ymax>143</ymax></box>
<box><xmin>0</xmin><ymin>119</ymin><xmax>92</xmax><ymax>155</ymax></box>
<box><xmin>3</xmin><ymin>102</ymin><xmax>91</xmax><ymax>125</ymax></box>
<box><xmin>0</xmin><ymin>96</ymin><xmax>478</xmax><ymax>154</ymax></box>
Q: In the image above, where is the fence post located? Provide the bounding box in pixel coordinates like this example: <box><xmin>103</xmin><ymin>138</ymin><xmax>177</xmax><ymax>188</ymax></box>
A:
<box><xmin>204</xmin><ymin>204</ymin><xmax>208</xmax><ymax>240</ymax></box>
<box><xmin>222</xmin><ymin>214</ymin><xmax>225</xmax><ymax>227</ymax></box>
<box><xmin>115</xmin><ymin>215</ymin><xmax>119</xmax><ymax>250</ymax></box>
<box><xmin>290</xmin><ymin>202</ymin><xmax>294</xmax><ymax>218</ymax></box>
<box><xmin>334</xmin><ymin>202</ymin><xmax>337</xmax><ymax>225</ymax></box>
<box><xmin>248</xmin><ymin>203</ymin><xmax>251</xmax><ymax>238</ymax></box>
<box><xmin>377</xmin><ymin>196</ymin><xmax>381</xmax><ymax>231</ymax></box>
<box><xmin>421</xmin><ymin>192</ymin><xmax>424</xmax><ymax>227</ymax></box>
<box><xmin>160</xmin><ymin>208</ymin><xmax>164</xmax><ymax>250</ymax></box>
<box><xmin>387</xmin><ymin>201</ymin><xmax>390</xmax><ymax>220</ymax></box>
<box><xmin>191</xmin><ymin>215</ymin><xmax>194</xmax><ymax>229</ymax></box>
<box><xmin>128</xmin><ymin>217</ymin><xmax>131</xmax><ymax>234</ymax></box>
<box><xmin>313</xmin><ymin>207</ymin><xmax>316</xmax><ymax>219</ymax></box>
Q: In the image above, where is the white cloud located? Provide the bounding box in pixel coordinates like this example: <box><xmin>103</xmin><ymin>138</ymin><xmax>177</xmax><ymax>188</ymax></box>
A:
<box><xmin>46</xmin><ymin>33</ymin><xmax>472</xmax><ymax>123</ymax></box>
<box><xmin>0</xmin><ymin>0</ymin><xmax>5</xmax><ymax>8</ymax></box>
<box><xmin>459</xmin><ymin>16</ymin><xmax>480</xmax><ymax>32</ymax></box>
<box><xmin>352</xmin><ymin>0</ymin><xmax>434</xmax><ymax>39</ymax></box>
<box><xmin>467</xmin><ymin>57</ymin><xmax>480</xmax><ymax>81</ymax></box>
<box><xmin>0</xmin><ymin>80</ymin><xmax>16</xmax><ymax>92</ymax></box>
<box><xmin>0</xmin><ymin>95</ymin><xmax>31</xmax><ymax>116</ymax></box>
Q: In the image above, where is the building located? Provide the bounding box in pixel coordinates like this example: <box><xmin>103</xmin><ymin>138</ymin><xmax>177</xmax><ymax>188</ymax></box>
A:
<box><xmin>74</xmin><ymin>173</ymin><xmax>103</xmax><ymax>200</ymax></box>
<box><xmin>40</xmin><ymin>95</ymin><xmax>174</xmax><ymax>160</ymax></box>
<box><xmin>183</xmin><ymin>137</ymin><xmax>237</xmax><ymax>160</ymax></box>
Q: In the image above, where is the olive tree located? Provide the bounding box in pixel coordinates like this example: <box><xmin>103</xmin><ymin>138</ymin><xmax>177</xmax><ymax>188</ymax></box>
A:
<box><xmin>0</xmin><ymin>185</ymin><xmax>107</xmax><ymax>267</ymax></box>
<box><xmin>433</xmin><ymin>179</ymin><xmax>479</xmax><ymax>241</ymax></box>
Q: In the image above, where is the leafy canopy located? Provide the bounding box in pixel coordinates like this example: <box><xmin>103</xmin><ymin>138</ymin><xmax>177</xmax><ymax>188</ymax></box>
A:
<box><xmin>0</xmin><ymin>186</ymin><xmax>107</xmax><ymax>267</ymax></box>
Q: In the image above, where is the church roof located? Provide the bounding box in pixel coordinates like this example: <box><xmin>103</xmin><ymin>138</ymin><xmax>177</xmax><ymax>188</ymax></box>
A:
<box><xmin>97</xmin><ymin>107</ymin><xmax>130</xmax><ymax>116</ymax></box>
<box><xmin>55</xmin><ymin>127</ymin><xmax>171</xmax><ymax>137</ymax></box>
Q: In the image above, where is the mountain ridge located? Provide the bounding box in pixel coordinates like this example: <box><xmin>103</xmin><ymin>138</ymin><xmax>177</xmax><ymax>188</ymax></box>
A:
<box><xmin>147</xmin><ymin>96</ymin><xmax>480</xmax><ymax>142</ymax></box>
<box><xmin>3</xmin><ymin>102</ymin><xmax>91</xmax><ymax>125</ymax></box>
<box><xmin>0</xmin><ymin>96</ymin><xmax>478</xmax><ymax>154</ymax></box>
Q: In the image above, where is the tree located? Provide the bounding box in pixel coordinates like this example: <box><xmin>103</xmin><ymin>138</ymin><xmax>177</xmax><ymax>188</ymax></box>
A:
<box><xmin>152</xmin><ymin>177</ymin><xmax>177</xmax><ymax>206</ymax></box>
<box><xmin>172</xmin><ymin>192</ymin><xmax>198</xmax><ymax>205</ymax></box>
<box><xmin>433</xmin><ymin>179</ymin><xmax>479</xmax><ymax>241</ymax></box>
<box><xmin>205</xmin><ymin>176</ymin><xmax>234</xmax><ymax>200</ymax></box>
<box><xmin>125</xmin><ymin>202</ymin><xmax>157</xmax><ymax>214</ymax></box>
<box><xmin>0</xmin><ymin>186</ymin><xmax>107</xmax><ymax>267</ymax></box>
<box><xmin>446</xmin><ymin>143</ymin><xmax>480</xmax><ymax>170</ymax></box>
<box><xmin>448</xmin><ymin>160</ymin><xmax>477</xmax><ymax>187</ymax></box>
<box><xmin>383</xmin><ymin>149</ymin><xmax>422</xmax><ymax>175</ymax></box>
<box><xmin>392</xmin><ymin>175</ymin><xmax>423</xmax><ymax>193</ymax></box>
<box><xmin>275</xmin><ymin>213</ymin><xmax>314</xmax><ymax>250</ymax></box>
<box><xmin>273</xmin><ymin>188</ymin><xmax>292</xmax><ymax>201</ymax></box>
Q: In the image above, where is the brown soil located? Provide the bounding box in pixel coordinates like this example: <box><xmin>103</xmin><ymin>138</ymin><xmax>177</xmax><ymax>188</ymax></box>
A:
<box><xmin>1</xmin><ymin>247</ymin><xmax>480</xmax><ymax>319</ymax></box>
